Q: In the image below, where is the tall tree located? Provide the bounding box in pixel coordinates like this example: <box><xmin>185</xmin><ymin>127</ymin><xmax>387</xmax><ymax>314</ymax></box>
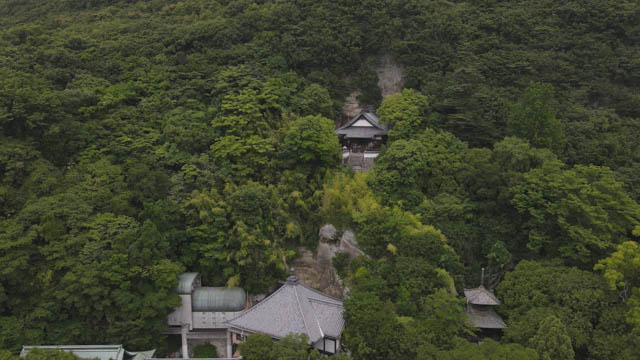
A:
<box><xmin>529</xmin><ymin>315</ymin><xmax>574</xmax><ymax>360</ymax></box>
<box><xmin>506</xmin><ymin>82</ymin><xmax>563</xmax><ymax>152</ymax></box>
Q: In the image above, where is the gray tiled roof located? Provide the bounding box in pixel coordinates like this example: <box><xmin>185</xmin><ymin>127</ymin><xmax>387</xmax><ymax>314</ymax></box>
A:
<box><xmin>225</xmin><ymin>277</ymin><xmax>344</xmax><ymax>343</ymax></box>
<box><xmin>465</xmin><ymin>306</ymin><xmax>507</xmax><ymax>329</ymax></box>
<box><xmin>464</xmin><ymin>285</ymin><xmax>500</xmax><ymax>306</ymax></box>
<box><xmin>310</xmin><ymin>300</ymin><xmax>345</xmax><ymax>338</ymax></box>
<box><xmin>335</xmin><ymin>111</ymin><xmax>388</xmax><ymax>139</ymax></box>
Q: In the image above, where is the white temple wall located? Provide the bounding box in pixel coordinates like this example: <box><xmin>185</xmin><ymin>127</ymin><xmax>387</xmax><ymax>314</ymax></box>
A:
<box><xmin>192</xmin><ymin>311</ymin><xmax>244</xmax><ymax>329</ymax></box>
<box><xmin>167</xmin><ymin>294</ymin><xmax>193</xmax><ymax>329</ymax></box>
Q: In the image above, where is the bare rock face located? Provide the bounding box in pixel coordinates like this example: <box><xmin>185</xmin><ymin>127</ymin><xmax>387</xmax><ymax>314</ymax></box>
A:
<box><xmin>377</xmin><ymin>54</ymin><xmax>404</xmax><ymax>98</ymax></box>
<box><xmin>291</xmin><ymin>247</ymin><xmax>344</xmax><ymax>298</ymax></box>
<box><xmin>343</xmin><ymin>90</ymin><xmax>363</xmax><ymax>120</ymax></box>
<box><xmin>289</xmin><ymin>226</ymin><xmax>368</xmax><ymax>299</ymax></box>
<box><xmin>319</xmin><ymin>224</ymin><xmax>338</xmax><ymax>243</ymax></box>
<box><xmin>339</xmin><ymin>230</ymin><xmax>365</xmax><ymax>259</ymax></box>
<box><xmin>341</xmin><ymin>55</ymin><xmax>404</xmax><ymax>120</ymax></box>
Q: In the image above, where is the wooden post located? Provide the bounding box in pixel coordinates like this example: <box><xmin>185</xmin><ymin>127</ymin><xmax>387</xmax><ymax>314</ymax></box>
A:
<box><xmin>226</xmin><ymin>330</ymin><xmax>232</xmax><ymax>358</ymax></box>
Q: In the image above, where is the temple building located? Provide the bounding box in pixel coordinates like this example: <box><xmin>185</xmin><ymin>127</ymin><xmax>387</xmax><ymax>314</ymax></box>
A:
<box><xmin>166</xmin><ymin>273</ymin><xmax>248</xmax><ymax>358</ymax></box>
<box><xmin>166</xmin><ymin>273</ymin><xmax>345</xmax><ymax>358</ymax></box>
<box><xmin>463</xmin><ymin>273</ymin><xmax>507</xmax><ymax>338</ymax></box>
<box><xmin>335</xmin><ymin>111</ymin><xmax>388</xmax><ymax>171</ymax></box>
<box><xmin>226</xmin><ymin>275</ymin><xmax>345</xmax><ymax>356</ymax></box>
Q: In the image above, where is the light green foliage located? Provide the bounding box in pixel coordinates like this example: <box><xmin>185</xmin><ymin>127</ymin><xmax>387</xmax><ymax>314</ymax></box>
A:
<box><xmin>182</xmin><ymin>184</ymin><xmax>293</xmax><ymax>293</ymax></box>
<box><xmin>377</xmin><ymin>89</ymin><xmax>436</xmax><ymax>141</ymax></box>
<box><xmin>0</xmin><ymin>350</ymin><xmax>18</xmax><ymax>360</ymax></box>
<box><xmin>507</xmin><ymin>82</ymin><xmax>563</xmax><ymax>152</ymax></box>
<box><xmin>355</xmin><ymin>205</ymin><xmax>456</xmax><ymax>265</ymax></box>
<box><xmin>529</xmin><ymin>315</ymin><xmax>574</xmax><ymax>360</ymax></box>
<box><xmin>369</xmin><ymin>128</ymin><xmax>469</xmax><ymax>207</ymax></box>
<box><xmin>511</xmin><ymin>163</ymin><xmax>640</xmax><ymax>266</ymax></box>
<box><xmin>320</xmin><ymin>172</ymin><xmax>378</xmax><ymax>229</ymax></box>
<box><xmin>595</xmin><ymin>241</ymin><xmax>640</xmax><ymax>330</ymax></box>
<box><xmin>282</xmin><ymin>115</ymin><xmax>341</xmax><ymax>172</ymax></box>
<box><xmin>595</xmin><ymin>241</ymin><xmax>640</xmax><ymax>297</ymax></box>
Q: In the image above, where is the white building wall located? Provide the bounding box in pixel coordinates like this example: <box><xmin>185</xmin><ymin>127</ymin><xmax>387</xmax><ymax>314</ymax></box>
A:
<box><xmin>168</xmin><ymin>294</ymin><xmax>193</xmax><ymax>329</ymax></box>
<box><xmin>192</xmin><ymin>311</ymin><xmax>244</xmax><ymax>329</ymax></box>
<box><xmin>351</xmin><ymin>119</ymin><xmax>373</xmax><ymax>127</ymax></box>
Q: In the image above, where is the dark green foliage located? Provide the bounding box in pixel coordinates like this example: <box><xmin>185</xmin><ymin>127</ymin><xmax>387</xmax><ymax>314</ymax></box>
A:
<box><xmin>23</xmin><ymin>350</ymin><xmax>83</xmax><ymax>360</ymax></box>
<box><xmin>342</xmin><ymin>292</ymin><xmax>412</xmax><ymax>360</ymax></box>
<box><xmin>191</xmin><ymin>344</ymin><xmax>218</xmax><ymax>358</ymax></box>
<box><xmin>239</xmin><ymin>333</ymin><xmax>322</xmax><ymax>360</ymax></box>
<box><xmin>0</xmin><ymin>0</ymin><xmax>638</xmax><ymax>357</ymax></box>
<box><xmin>497</xmin><ymin>261</ymin><xmax>614</xmax><ymax>356</ymax></box>
<box><xmin>332</xmin><ymin>252</ymin><xmax>350</xmax><ymax>279</ymax></box>
<box><xmin>529</xmin><ymin>315</ymin><xmax>574</xmax><ymax>360</ymax></box>
<box><xmin>369</xmin><ymin>128</ymin><xmax>469</xmax><ymax>208</ymax></box>
<box><xmin>511</xmin><ymin>162</ymin><xmax>640</xmax><ymax>267</ymax></box>
<box><xmin>434</xmin><ymin>338</ymin><xmax>538</xmax><ymax>360</ymax></box>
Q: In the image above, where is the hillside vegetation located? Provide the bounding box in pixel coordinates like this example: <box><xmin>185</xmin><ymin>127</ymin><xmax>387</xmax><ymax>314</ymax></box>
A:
<box><xmin>0</xmin><ymin>1</ymin><xmax>639</xmax><ymax>359</ymax></box>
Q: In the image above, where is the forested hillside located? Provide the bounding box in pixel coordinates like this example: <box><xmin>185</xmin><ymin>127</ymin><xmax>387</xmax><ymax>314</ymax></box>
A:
<box><xmin>0</xmin><ymin>0</ymin><xmax>639</xmax><ymax>359</ymax></box>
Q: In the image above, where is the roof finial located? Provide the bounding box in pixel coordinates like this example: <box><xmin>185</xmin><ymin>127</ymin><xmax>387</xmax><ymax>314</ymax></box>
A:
<box><xmin>287</xmin><ymin>268</ymin><xmax>298</xmax><ymax>284</ymax></box>
<box><xmin>481</xmin><ymin>267</ymin><xmax>485</xmax><ymax>287</ymax></box>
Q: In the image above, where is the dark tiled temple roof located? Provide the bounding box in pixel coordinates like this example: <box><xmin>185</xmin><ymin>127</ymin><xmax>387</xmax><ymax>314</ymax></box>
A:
<box><xmin>464</xmin><ymin>285</ymin><xmax>500</xmax><ymax>306</ymax></box>
<box><xmin>335</xmin><ymin>111</ymin><xmax>388</xmax><ymax>139</ymax></box>
<box><xmin>225</xmin><ymin>276</ymin><xmax>344</xmax><ymax>343</ymax></box>
<box><xmin>465</xmin><ymin>306</ymin><xmax>507</xmax><ymax>329</ymax></box>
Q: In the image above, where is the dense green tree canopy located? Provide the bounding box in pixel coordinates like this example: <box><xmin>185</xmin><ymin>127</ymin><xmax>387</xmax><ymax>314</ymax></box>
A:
<box><xmin>529</xmin><ymin>315</ymin><xmax>574</xmax><ymax>360</ymax></box>
<box><xmin>0</xmin><ymin>0</ymin><xmax>638</xmax><ymax>358</ymax></box>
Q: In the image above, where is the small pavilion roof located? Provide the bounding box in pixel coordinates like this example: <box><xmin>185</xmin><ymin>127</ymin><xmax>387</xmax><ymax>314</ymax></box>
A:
<box><xmin>464</xmin><ymin>285</ymin><xmax>500</xmax><ymax>306</ymax></box>
<box><xmin>335</xmin><ymin>111</ymin><xmax>387</xmax><ymax>139</ymax></box>
<box><xmin>225</xmin><ymin>276</ymin><xmax>344</xmax><ymax>343</ymax></box>
<box><xmin>465</xmin><ymin>306</ymin><xmax>507</xmax><ymax>329</ymax></box>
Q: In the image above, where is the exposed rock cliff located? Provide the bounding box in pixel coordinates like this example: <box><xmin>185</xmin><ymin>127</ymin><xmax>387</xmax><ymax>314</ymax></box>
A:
<box><xmin>290</xmin><ymin>225</ymin><xmax>366</xmax><ymax>298</ymax></box>
<box><xmin>377</xmin><ymin>54</ymin><xmax>404</xmax><ymax>98</ymax></box>
<box><xmin>341</xmin><ymin>55</ymin><xmax>404</xmax><ymax>120</ymax></box>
